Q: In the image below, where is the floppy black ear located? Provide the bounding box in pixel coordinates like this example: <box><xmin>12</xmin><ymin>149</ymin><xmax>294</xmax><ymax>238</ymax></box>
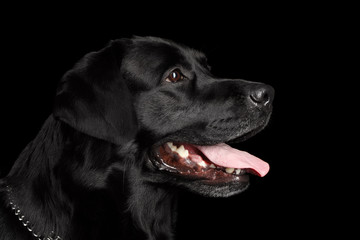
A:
<box><xmin>53</xmin><ymin>39</ymin><xmax>138</xmax><ymax>145</ymax></box>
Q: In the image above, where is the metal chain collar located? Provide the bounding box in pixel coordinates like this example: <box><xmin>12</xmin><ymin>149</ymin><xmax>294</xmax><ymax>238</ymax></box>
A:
<box><xmin>6</xmin><ymin>185</ymin><xmax>62</xmax><ymax>240</ymax></box>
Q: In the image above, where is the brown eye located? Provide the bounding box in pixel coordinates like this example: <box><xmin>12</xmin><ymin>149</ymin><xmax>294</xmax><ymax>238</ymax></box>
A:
<box><xmin>165</xmin><ymin>69</ymin><xmax>184</xmax><ymax>83</ymax></box>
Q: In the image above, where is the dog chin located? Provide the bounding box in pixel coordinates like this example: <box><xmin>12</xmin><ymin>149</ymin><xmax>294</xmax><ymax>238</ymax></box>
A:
<box><xmin>181</xmin><ymin>180</ymin><xmax>250</xmax><ymax>198</ymax></box>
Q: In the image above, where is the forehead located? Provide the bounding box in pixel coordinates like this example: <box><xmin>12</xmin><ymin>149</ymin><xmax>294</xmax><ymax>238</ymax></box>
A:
<box><xmin>130</xmin><ymin>36</ymin><xmax>207</xmax><ymax>71</ymax></box>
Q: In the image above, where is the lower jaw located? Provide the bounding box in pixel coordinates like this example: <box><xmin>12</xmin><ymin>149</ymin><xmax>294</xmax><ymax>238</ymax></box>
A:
<box><xmin>175</xmin><ymin>174</ymin><xmax>250</xmax><ymax>197</ymax></box>
<box><xmin>173</xmin><ymin>165</ymin><xmax>250</xmax><ymax>183</ymax></box>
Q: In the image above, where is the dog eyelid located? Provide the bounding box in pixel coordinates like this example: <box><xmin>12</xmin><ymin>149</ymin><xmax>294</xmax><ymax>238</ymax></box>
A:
<box><xmin>165</xmin><ymin>69</ymin><xmax>185</xmax><ymax>83</ymax></box>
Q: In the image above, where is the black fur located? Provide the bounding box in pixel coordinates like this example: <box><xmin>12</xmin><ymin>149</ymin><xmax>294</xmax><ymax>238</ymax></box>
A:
<box><xmin>0</xmin><ymin>36</ymin><xmax>274</xmax><ymax>239</ymax></box>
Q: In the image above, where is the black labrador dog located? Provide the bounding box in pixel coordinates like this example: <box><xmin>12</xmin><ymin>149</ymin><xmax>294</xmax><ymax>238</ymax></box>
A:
<box><xmin>0</xmin><ymin>36</ymin><xmax>274</xmax><ymax>240</ymax></box>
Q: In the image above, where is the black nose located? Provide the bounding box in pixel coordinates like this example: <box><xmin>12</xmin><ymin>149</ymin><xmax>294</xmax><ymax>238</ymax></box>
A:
<box><xmin>249</xmin><ymin>84</ymin><xmax>274</xmax><ymax>106</ymax></box>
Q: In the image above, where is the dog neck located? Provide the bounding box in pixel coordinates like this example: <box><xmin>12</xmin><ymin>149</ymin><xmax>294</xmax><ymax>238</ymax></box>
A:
<box><xmin>2</xmin><ymin>115</ymin><xmax>177</xmax><ymax>239</ymax></box>
<box><xmin>3</xmin><ymin>116</ymin><xmax>70</xmax><ymax>238</ymax></box>
<box><xmin>125</xmin><ymin>167</ymin><xmax>178</xmax><ymax>239</ymax></box>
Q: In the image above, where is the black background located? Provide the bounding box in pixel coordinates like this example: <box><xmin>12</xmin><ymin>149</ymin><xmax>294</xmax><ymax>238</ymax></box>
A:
<box><xmin>0</xmin><ymin>6</ymin><xmax>347</xmax><ymax>239</ymax></box>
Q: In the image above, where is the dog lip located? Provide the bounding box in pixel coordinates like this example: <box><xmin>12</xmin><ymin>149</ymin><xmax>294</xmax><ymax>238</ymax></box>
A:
<box><xmin>153</xmin><ymin>113</ymin><xmax>271</xmax><ymax>147</ymax></box>
<box><xmin>227</xmin><ymin>119</ymin><xmax>270</xmax><ymax>144</ymax></box>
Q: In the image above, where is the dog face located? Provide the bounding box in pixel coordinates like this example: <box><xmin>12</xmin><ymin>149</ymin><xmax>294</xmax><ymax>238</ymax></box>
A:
<box><xmin>54</xmin><ymin>36</ymin><xmax>274</xmax><ymax>197</ymax></box>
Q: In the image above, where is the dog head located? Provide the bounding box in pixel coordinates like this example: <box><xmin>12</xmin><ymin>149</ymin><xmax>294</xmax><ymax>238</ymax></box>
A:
<box><xmin>54</xmin><ymin>36</ymin><xmax>274</xmax><ymax>197</ymax></box>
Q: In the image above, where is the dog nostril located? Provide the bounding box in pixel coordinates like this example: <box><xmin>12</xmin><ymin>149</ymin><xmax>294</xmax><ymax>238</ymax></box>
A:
<box><xmin>249</xmin><ymin>85</ymin><xmax>274</xmax><ymax>106</ymax></box>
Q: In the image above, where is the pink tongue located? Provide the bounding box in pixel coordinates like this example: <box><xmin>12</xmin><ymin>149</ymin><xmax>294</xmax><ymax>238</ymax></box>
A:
<box><xmin>195</xmin><ymin>143</ymin><xmax>270</xmax><ymax>177</ymax></box>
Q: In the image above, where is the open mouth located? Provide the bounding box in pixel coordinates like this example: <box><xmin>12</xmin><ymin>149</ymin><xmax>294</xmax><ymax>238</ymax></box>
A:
<box><xmin>150</xmin><ymin>142</ymin><xmax>269</xmax><ymax>182</ymax></box>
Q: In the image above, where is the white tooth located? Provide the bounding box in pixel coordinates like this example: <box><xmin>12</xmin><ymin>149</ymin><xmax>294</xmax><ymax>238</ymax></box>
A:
<box><xmin>209</xmin><ymin>164</ymin><xmax>216</xmax><ymax>169</ymax></box>
<box><xmin>167</xmin><ymin>142</ymin><xmax>177</xmax><ymax>152</ymax></box>
<box><xmin>183</xmin><ymin>149</ymin><xmax>189</xmax><ymax>158</ymax></box>
<box><xmin>235</xmin><ymin>169</ymin><xmax>241</xmax><ymax>175</ymax></box>
<box><xmin>178</xmin><ymin>145</ymin><xmax>185</xmax><ymax>151</ymax></box>
<box><xmin>176</xmin><ymin>145</ymin><xmax>189</xmax><ymax>158</ymax></box>
<box><xmin>198</xmin><ymin>161</ymin><xmax>207</xmax><ymax>168</ymax></box>
<box><xmin>225</xmin><ymin>168</ymin><xmax>235</xmax><ymax>174</ymax></box>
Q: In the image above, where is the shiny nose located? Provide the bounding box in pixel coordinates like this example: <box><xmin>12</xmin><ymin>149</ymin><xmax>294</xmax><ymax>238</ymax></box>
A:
<box><xmin>249</xmin><ymin>84</ymin><xmax>274</xmax><ymax>106</ymax></box>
